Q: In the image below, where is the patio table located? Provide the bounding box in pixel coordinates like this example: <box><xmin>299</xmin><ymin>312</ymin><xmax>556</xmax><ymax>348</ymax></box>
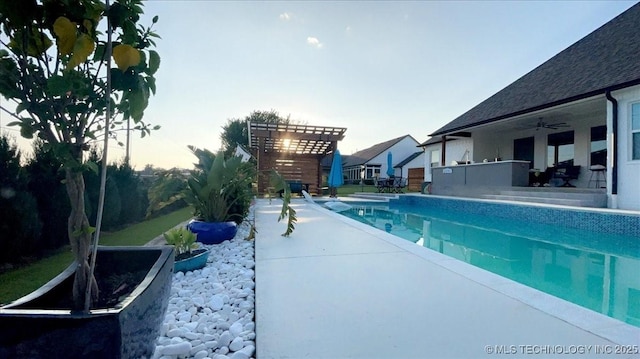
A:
<box><xmin>376</xmin><ymin>177</ymin><xmax>400</xmax><ymax>193</ymax></box>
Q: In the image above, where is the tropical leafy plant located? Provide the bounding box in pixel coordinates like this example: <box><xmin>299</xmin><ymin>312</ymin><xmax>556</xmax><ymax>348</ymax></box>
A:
<box><xmin>0</xmin><ymin>0</ymin><xmax>160</xmax><ymax>310</ymax></box>
<box><xmin>163</xmin><ymin>227</ymin><xmax>197</xmax><ymax>256</ymax></box>
<box><xmin>184</xmin><ymin>146</ymin><xmax>254</xmax><ymax>224</ymax></box>
<box><xmin>146</xmin><ymin>168</ymin><xmax>189</xmax><ymax>218</ymax></box>
<box><xmin>269</xmin><ymin>170</ymin><xmax>297</xmax><ymax>237</ymax></box>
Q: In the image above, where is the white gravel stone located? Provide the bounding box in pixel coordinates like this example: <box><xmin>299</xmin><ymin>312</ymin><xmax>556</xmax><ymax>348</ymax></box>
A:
<box><xmin>229</xmin><ymin>321</ymin><xmax>243</xmax><ymax>337</ymax></box>
<box><xmin>229</xmin><ymin>352</ymin><xmax>249</xmax><ymax>359</ymax></box>
<box><xmin>209</xmin><ymin>295</ymin><xmax>224</xmax><ymax>311</ymax></box>
<box><xmin>218</xmin><ymin>331</ymin><xmax>232</xmax><ymax>348</ymax></box>
<box><xmin>228</xmin><ymin>337</ymin><xmax>244</xmax><ymax>352</ymax></box>
<box><xmin>160</xmin><ymin>341</ymin><xmax>192</xmax><ymax>356</ymax></box>
<box><xmin>155</xmin><ymin>207</ymin><xmax>256</xmax><ymax>358</ymax></box>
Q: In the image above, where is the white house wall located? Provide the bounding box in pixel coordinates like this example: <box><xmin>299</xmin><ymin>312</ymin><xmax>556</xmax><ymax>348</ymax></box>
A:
<box><xmin>612</xmin><ymin>85</ymin><xmax>640</xmax><ymax>211</ymax></box>
<box><xmin>400</xmin><ymin>154</ymin><xmax>424</xmax><ymax>178</ymax></box>
<box><xmin>444</xmin><ymin>138</ymin><xmax>473</xmax><ymax>165</ymax></box>
<box><xmin>473</xmin><ymin>133</ymin><xmax>512</xmax><ymax>163</ymax></box>
<box><xmin>421</xmin><ymin>139</ymin><xmax>472</xmax><ymax>182</ymax></box>
<box><xmin>370</xmin><ymin>136</ymin><xmax>420</xmax><ymax>177</ymax></box>
<box><xmin>422</xmin><ymin>144</ymin><xmax>439</xmax><ymax>182</ymax></box>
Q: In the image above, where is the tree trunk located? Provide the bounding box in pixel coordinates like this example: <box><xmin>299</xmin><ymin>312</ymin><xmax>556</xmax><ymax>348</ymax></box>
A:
<box><xmin>65</xmin><ymin>168</ymin><xmax>99</xmax><ymax>310</ymax></box>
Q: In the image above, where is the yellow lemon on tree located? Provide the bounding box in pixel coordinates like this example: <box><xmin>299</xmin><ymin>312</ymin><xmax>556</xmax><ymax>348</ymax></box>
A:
<box><xmin>67</xmin><ymin>33</ymin><xmax>95</xmax><ymax>69</ymax></box>
<box><xmin>53</xmin><ymin>16</ymin><xmax>77</xmax><ymax>56</ymax></box>
<box><xmin>112</xmin><ymin>44</ymin><xmax>140</xmax><ymax>71</ymax></box>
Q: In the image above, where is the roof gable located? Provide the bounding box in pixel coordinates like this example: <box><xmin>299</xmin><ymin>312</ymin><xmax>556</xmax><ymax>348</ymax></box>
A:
<box><xmin>343</xmin><ymin>135</ymin><xmax>417</xmax><ymax>167</ymax></box>
<box><xmin>432</xmin><ymin>3</ymin><xmax>640</xmax><ymax>136</ymax></box>
<box><xmin>395</xmin><ymin>151</ymin><xmax>423</xmax><ymax>168</ymax></box>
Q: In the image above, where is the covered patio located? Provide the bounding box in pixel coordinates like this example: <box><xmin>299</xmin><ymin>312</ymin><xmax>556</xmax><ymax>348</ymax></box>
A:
<box><xmin>248</xmin><ymin>121</ymin><xmax>346</xmax><ymax>195</ymax></box>
<box><xmin>424</xmin><ymin>4</ymin><xmax>640</xmax><ymax>211</ymax></box>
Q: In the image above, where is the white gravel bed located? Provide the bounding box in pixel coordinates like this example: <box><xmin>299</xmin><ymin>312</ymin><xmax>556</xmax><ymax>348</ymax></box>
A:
<box><xmin>153</xmin><ymin>214</ymin><xmax>256</xmax><ymax>359</ymax></box>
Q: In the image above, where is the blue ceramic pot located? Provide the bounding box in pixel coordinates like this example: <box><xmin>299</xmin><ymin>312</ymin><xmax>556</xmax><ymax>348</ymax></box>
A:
<box><xmin>174</xmin><ymin>248</ymin><xmax>209</xmax><ymax>273</ymax></box>
<box><xmin>188</xmin><ymin>220</ymin><xmax>238</xmax><ymax>244</ymax></box>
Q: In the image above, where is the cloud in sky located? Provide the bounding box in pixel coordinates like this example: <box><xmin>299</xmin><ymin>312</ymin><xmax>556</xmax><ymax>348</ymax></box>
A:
<box><xmin>306</xmin><ymin>36</ymin><xmax>323</xmax><ymax>48</ymax></box>
<box><xmin>279</xmin><ymin>12</ymin><xmax>292</xmax><ymax>21</ymax></box>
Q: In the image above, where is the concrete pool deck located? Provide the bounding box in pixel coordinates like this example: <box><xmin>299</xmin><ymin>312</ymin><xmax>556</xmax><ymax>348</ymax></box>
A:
<box><xmin>254</xmin><ymin>199</ymin><xmax>640</xmax><ymax>359</ymax></box>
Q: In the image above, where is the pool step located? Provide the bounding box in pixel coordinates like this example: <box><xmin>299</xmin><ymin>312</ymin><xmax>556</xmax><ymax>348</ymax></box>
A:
<box><xmin>482</xmin><ymin>195</ymin><xmax>586</xmax><ymax>207</ymax></box>
<box><xmin>482</xmin><ymin>188</ymin><xmax>607</xmax><ymax>208</ymax></box>
<box><xmin>348</xmin><ymin>192</ymin><xmax>398</xmax><ymax>201</ymax></box>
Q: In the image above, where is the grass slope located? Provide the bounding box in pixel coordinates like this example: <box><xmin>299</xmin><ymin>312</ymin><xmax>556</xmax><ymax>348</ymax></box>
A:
<box><xmin>0</xmin><ymin>207</ymin><xmax>192</xmax><ymax>305</ymax></box>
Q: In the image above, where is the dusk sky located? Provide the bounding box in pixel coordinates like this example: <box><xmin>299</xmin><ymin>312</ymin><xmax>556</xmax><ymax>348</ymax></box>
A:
<box><xmin>1</xmin><ymin>1</ymin><xmax>637</xmax><ymax>169</ymax></box>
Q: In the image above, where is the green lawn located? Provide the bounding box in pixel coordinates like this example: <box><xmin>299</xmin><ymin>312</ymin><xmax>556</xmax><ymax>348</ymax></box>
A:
<box><xmin>0</xmin><ymin>207</ymin><xmax>192</xmax><ymax>305</ymax></box>
<box><xmin>336</xmin><ymin>184</ymin><xmax>379</xmax><ymax>195</ymax></box>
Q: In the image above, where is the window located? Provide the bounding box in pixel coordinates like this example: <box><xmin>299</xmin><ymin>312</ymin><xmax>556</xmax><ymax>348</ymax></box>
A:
<box><xmin>590</xmin><ymin>125</ymin><xmax>606</xmax><ymax>166</ymax></box>
<box><xmin>366</xmin><ymin>165</ymin><xmax>381</xmax><ymax>179</ymax></box>
<box><xmin>632</xmin><ymin>103</ymin><xmax>640</xmax><ymax>160</ymax></box>
<box><xmin>514</xmin><ymin>137</ymin><xmax>535</xmax><ymax>168</ymax></box>
<box><xmin>430</xmin><ymin>150</ymin><xmax>440</xmax><ymax>168</ymax></box>
<box><xmin>547</xmin><ymin>131</ymin><xmax>574</xmax><ymax>167</ymax></box>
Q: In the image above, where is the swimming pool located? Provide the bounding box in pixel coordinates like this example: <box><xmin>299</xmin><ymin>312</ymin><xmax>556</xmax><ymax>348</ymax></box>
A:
<box><xmin>331</xmin><ymin>197</ymin><xmax>640</xmax><ymax>327</ymax></box>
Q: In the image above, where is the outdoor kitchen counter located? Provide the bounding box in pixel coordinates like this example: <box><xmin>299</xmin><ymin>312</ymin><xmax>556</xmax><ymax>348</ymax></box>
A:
<box><xmin>431</xmin><ymin>160</ymin><xmax>531</xmax><ymax>189</ymax></box>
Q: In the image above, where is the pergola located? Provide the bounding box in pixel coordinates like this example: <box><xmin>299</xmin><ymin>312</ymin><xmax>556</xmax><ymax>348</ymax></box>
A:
<box><xmin>248</xmin><ymin>121</ymin><xmax>347</xmax><ymax>195</ymax></box>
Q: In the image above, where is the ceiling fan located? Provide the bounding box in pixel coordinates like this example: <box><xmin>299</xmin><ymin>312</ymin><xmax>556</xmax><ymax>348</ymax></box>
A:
<box><xmin>533</xmin><ymin>117</ymin><xmax>570</xmax><ymax>130</ymax></box>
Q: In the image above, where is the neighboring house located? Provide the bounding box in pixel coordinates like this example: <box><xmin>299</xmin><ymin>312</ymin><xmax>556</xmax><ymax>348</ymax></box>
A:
<box><xmin>342</xmin><ymin>135</ymin><xmax>421</xmax><ymax>183</ymax></box>
<box><xmin>394</xmin><ymin>151</ymin><xmax>424</xmax><ymax>191</ymax></box>
<box><xmin>427</xmin><ymin>3</ymin><xmax>640</xmax><ymax>211</ymax></box>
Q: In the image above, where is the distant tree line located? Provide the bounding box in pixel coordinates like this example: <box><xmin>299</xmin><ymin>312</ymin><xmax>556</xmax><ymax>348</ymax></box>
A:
<box><xmin>0</xmin><ymin>134</ymin><xmax>181</xmax><ymax>271</ymax></box>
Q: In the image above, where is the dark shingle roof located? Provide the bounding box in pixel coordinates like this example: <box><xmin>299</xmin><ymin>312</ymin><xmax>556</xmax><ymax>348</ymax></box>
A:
<box><xmin>431</xmin><ymin>3</ymin><xmax>640</xmax><ymax>136</ymax></box>
<box><xmin>321</xmin><ymin>154</ymin><xmax>348</xmax><ymax>168</ymax></box>
<box><xmin>395</xmin><ymin>151</ymin><xmax>423</xmax><ymax>168</ymax></box>
<box><xmin>342</xmin><ymin>135</ymin><xmax>414</xmax><ymax>167</ymax></box>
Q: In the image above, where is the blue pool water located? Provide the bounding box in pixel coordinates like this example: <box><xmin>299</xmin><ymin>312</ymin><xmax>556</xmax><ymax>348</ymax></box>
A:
<box><xmin>333</xmin><ymin>200</ymin><xmax>640</xmax><ymax>327</ymax></box>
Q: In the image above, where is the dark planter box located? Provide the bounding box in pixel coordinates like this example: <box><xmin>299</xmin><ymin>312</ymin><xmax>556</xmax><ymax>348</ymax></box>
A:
<box><xmin>0</xmin><ymin>246</ymin><xmax>174</xmax><ymax>359</ymax></box>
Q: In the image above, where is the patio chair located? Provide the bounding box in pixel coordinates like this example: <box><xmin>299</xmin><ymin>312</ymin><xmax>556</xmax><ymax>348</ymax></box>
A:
<box><xmin>552</xmin><ymin>165</ymin><xmax>581</xmax><ymax>187</ymax></box>
<box><xmin>374</xmin><ymin>178</ymin><xmax>386</xmax><ymax>193</ymax></box>
<box><xmin>392</xmin><ymin>177</ymin><xmax>406</xmax><ymax>193</ymax></box>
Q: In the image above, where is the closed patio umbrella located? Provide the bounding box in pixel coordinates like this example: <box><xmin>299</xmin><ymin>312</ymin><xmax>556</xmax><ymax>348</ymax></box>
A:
<box><xmin>328</xmin><ymin>150</ymin><xmax>343</xmax><ymax>197</ymax></box>
<box><xmin>386</xmin><ymin>151</ymin><xmax>394</xmax><ymax>177</ymax></box>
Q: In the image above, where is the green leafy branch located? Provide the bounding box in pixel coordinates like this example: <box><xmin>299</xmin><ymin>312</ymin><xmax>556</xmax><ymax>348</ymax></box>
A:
<box><xmin>163</xmin><ymin>227</ymin><xmax>198</xmax><ymax>256</ymax></box>
<box><xmin>269</xmin><ymin>170</ymin><xmax>296</xmax><ymax>237</ymax></box>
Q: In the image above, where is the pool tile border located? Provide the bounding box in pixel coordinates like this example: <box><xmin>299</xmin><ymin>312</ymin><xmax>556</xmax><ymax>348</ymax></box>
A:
<box><xmin>397</xmin><ymin>194</ymin><xmax>640</xmax><ymax>237</ymax></box>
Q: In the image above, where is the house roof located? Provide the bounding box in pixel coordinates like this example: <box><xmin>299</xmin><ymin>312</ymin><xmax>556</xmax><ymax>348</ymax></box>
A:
<box><xmin>342</xmin><ymin>134</ymin><xmax>417</xmax><ymax>167</ymax></box>
<box><xmin>394</xmin><ymin>151</ymin><xmax>422</xmax><ymax>168</ymax></box>
<box><xmin>431</xmin><ymin>3</ymin><xmax>640</xmax><ymax>137</ymax></box>
<box><xmin>320</xmin><ymin>153</ymin><xmax>348</xmax><ymax>168</ymax></box>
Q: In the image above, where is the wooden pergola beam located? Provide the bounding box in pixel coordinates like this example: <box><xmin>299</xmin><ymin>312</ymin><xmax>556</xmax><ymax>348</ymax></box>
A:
<box><xmin>248</xmin><ymin>121</ymin><xmax>347</xmax><ymax>195</ymax></box>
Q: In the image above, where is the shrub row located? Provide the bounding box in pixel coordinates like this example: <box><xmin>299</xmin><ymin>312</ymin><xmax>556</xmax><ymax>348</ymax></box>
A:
<box><xmin>0</xmin><ymin>135</ymin><xmax>173</xmax><ymax>268</ymax></box>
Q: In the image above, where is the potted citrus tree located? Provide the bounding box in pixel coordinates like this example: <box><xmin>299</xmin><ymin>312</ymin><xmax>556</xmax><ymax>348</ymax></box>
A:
<box><xmin>184</xmin><ymin>146</ymin><xmax>254</xmax><ymax>244</ymax></box>
<box><xmin>0</xmin><ymin>1</ymin><xmax>172</xmax><ymax>357</ymax></box>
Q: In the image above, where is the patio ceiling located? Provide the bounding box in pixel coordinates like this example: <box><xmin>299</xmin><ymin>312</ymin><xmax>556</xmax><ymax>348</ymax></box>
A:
<box><xmin>464</xmin><ymin>96</ymin><xmax>606</xmax><ymax>134</ymax></box>
<box><xmin>248</xmin><ymin>122</ymin><xmax>347</xmax><ymax>155</ymax></box>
